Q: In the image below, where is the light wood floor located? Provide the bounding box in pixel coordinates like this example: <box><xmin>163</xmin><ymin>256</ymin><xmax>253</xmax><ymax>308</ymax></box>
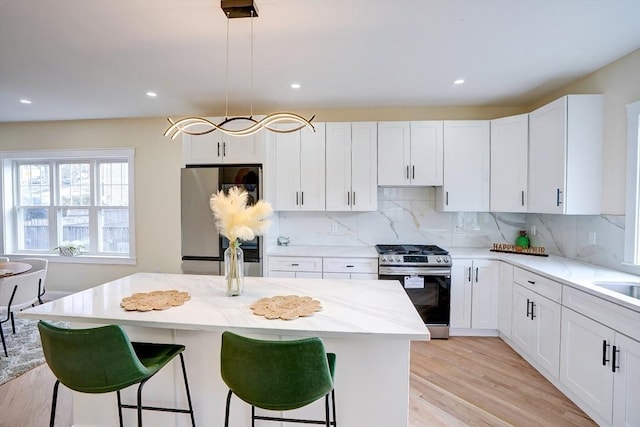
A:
<box><xmin>0</xmin><ymin>337</ymin><xmax>594</xmax><ymax>427</ymax></box>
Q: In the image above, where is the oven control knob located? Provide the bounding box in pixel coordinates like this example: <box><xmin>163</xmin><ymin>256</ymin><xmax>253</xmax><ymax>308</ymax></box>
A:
<box><xmin>436</xmin><ymin>256</ymin><xmax>441</xmax><ymax>262</ymax></box>
<box><xmin>443</xmin><ymin>257</ymin><xmax>449</xmax><ymax>263</ymax></box>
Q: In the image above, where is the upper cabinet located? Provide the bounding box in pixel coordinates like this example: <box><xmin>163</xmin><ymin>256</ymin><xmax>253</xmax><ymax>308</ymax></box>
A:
<box><xmin>528</xmin><ymin>95</ymin><xmax>603</xmax><ymax>214</ymax></box>
<box><xmin>272</xmin><ymin>123</ymin><xmax>326</xmax><ymax>211</ymax></box>
<box><xmin>377</xmin><ymin>121</ymin><xmax>443</xmax><ymax>186</ymax></box>
<box><xmin>436</xmin><ymin>121</ymin><xmax>490</xmax><ymax>212</ymax></box>
<box><xmin>182</xmin><ymin>117</ymin><xmax>263</xmax><ymax>165</ymax></box>
<box><xmin>325</xmin><ymin>122</ymin><xmax>378</xmax><ymax>211</ymax></box>
<box><xmin>490</xmin><ymin>114</ymin><xmax>529</xmax><ymax>212</ymax></box>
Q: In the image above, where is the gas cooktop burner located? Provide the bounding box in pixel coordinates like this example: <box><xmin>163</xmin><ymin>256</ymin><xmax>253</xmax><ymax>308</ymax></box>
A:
<box><xmin>375</xmin><ymin>244</ymin><xmax>451</xmax><ymax>268</ymax></box>
<box><xmin>375</xmin><ymin>244</ymin><xmax>449</xmax><ymax>256</ymax></box>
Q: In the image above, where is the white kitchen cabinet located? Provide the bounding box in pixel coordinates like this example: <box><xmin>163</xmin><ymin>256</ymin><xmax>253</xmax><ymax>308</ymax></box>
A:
<box><xmin>560</xmin><ymin>286</ymin><xmax>640</xmax><ymax>427</ymax></box>
<box><xmin>490</xmin><ymin>114</ymin><xmax>528</xmax><ymax>212</ymax></box>
<box><xmin>377</xmin><ymin>121</ymin><xmax>443</xmax><ymax>186</ymax></box>
<box><xmin>612</xmin><ymin>333</ymin><xmax>640</xmax><ymax>427</ymax></box>
<box><xmin>322</xmin><ymin>257</ymin><xmax>378</xmax><ymax>280</ymax></box>
<box><xmin>325</xmin><ymin>122</ymin><xmax>377</xmax><ymax>211</ymax></box>
<box><xmin>268</xmin><ymin>256</ymin><xmax>377</xmax><ymax>280</ymax></box>
<box><xmin>267</xmin><ymin>256</ymin><xmax>323</xmax><ymax>278</ymax></box>
<box><xmin>450</xmin><ymin>259</ymin><xmax>498</xmax><ymax>330</ymax></box>
<box><xmin>497</xmin><ymin>262</ymin><xmax>513</xmax><ymax>338</ymax></box>
<box><xmin>436</xmin><ymin>121</ymin><xmax>490</xmax><ymax>212</ymax></box>
<box><xmin>511</xmin><ymin>282</ymin><xmax>561</xmax><ymax>379</ymax></box>
<box><xmin>182</xmin><ymin>117</ymin><xmax>263</xmax><ymax>165</ymax></box>
<box><xmin>528</xmin><ymin>94</ymin><xmax>603</xmax><ymax>214</ymax></box>
<box><xmin>272</xmin><ymin>123</ymin><xmax>325</xmax><ymax>211</ymax></box>
<box><xmin>561</xmin><ymin>307</ymin><xmax>615</xmax><ymax>424</ymax></box>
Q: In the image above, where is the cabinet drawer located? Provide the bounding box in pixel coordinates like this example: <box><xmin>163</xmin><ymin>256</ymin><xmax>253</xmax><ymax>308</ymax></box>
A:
<box><xmin>323</xmin><ymin>257</ymin><xmax>378</xmax><ymax>274</ymax></box>
<box><xmin>563</xmin><ymin>286</ymin><xmax>640</xmax><ymax>342</ymax></box>
<box><xmin>513</xmin><ymin>267</ymin><xmax>562</xmax><ymax>303</ymax></box>
<box><xmin>268</xmin><ymin>256</ymin><xmax>323</xmax><ymax>272</ymax></box>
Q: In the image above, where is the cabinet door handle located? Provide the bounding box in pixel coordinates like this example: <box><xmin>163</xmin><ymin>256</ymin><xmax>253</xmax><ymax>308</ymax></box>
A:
<box><xmin>412</xmin><ymin>165</ymin><xmax>415</xmax><ymax>179</ymax></box>
<box><xmin>521</xmin><ymin>190</ymin><xmax>525</xmax><ymax>206</ymax></box>
<box><xmin>296</xmin><ymin>192</ymin><xmax>299</xmax><ymax>205</ymax></box>
<box><xmin>347</xmin><ymin>192</ymin><xmax>350</xmax><ymax>205</ymax></box>
<box><xmin>217</xmin><ymin>142</ymin><xmax>220</xmax><ymax>157</ymax></box>
<box><xmin>352</xmin><ymin>192</ymin><xmax>356</xmax><ymax>206</ymax></box>
<box><xmin>346</xmin><ymin>265</ymin><xmax>354</xmax><ymax>268</ymax></box>
<box><xmin>602</xmin><ymin>340</ymin><xmax>610</xmax><ymax>366</ymax></box>
<box><xmin>223</xmin><ymin>142</ymin><xmax>226</xmax><ymax>157</ymax></box>
<box><xmin>530</xmin><ymin>301</ymin><xmax>536</xmax><ymax>319</ymax></box>
<box><xmin>526</xmin><ymin>299</ymin><xmax>531</xmax><ymax>318</ymax></box>
<box><xmin>527</xmin><ymin>280</ymin><xmax>535</xmax><ymax>285</ymax></box>
<box><xmin>475</xmin><ymin>267</ymin><xmax>479</xmax><ymax>283</ymax></box>
<box><xmin>291</xmin><ymin>263</ymin><xmax>299</xmax><ymax>266</ymax></box>
<box><xmin>556</xmin><ymin>188</ymin><xmax>563</xmax><ymax>206</ymax></box>
<box><xmin>446</xmin><ymin>191</ymin><xmax>449</xmax><ymax>206</ymax></box>
<box><xmin>406</xmin><ymin>165</ymin><xmax>410</xmax><ymax>180</ymax></box>
<box><xmin>467</xmin><ymin>267</ymin><xmax>472</xmax><ymax>282</ymax></box>
<box><xmin>301</xmin><ymin>192</ymin><xmax>304</xmax><ymax>205</ymax></box>
<box><xmin>612</xmin><ymin>345</ymin><xmax>620</xmax><ymax>373</ymax></box>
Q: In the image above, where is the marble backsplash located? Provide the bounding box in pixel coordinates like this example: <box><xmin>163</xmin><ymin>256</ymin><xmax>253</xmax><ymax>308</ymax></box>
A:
<box><xmin>271</xmin><ymin>187</ymin><xmax>631</xmax><ymax>274</ymax></box>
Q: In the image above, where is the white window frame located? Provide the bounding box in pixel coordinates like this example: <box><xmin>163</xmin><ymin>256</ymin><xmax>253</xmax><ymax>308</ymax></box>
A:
<box><xmin>0</xmin><ymin>148</ymin><xmax>136</xmax><ymax>265</ymax></box>
<box><xmin>623</xmin><ymin>100</ymin><xmax>640</xmax><ymax>267</ymax></box>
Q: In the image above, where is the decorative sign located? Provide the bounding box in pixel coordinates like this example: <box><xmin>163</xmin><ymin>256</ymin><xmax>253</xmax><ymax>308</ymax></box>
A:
<box><xmin>490</xmin><ymin>243</ymin><xmax>549</xmax><ymax>257</ymax></box>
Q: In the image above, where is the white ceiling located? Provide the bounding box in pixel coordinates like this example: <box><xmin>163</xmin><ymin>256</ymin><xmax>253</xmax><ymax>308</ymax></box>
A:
<box><xmin>1</xmin><ymin>0</ymin><xmax>639</xmax><ymax>123</ymax></box>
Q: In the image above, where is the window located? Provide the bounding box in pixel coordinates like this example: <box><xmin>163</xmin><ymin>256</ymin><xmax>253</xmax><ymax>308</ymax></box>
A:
<box><xmin>1</xmin><ymin>149</ymin><xmax>135</xmax><ymax>264</ymax></box>
<box><xmin>624</xmin><ymin>100</ymin><xmax>640</xmax><ymax>267</ymax></box>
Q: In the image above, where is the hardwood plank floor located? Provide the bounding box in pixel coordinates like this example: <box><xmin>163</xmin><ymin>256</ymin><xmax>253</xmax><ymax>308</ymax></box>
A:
<box><xmin>410</xmin><ymin>337</ymin><xmax>596</xmax><ymax>426</ymax></box>
<box><xmin>0</xmin><ymin>337</ymin><xmax>595</xmax><ymax>427</ymax></box>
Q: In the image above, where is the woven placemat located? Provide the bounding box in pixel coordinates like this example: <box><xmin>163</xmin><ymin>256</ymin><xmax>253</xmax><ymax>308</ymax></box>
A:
<box><xmin>250</xmin><ymin>295</ymin><xmax>322</xmax><ymax>320</ymax></box>
<box><xmin>120</xmin><ymin>290</ymin><xmax>191</xmax><ymax>312</ymax></box>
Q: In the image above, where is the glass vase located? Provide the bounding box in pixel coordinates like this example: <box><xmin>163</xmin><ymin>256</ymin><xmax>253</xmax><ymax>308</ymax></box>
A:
<box><xmin>224</xmin><ymin>244</ymin><xmax>244</xmax><ymax>296</ymax></box>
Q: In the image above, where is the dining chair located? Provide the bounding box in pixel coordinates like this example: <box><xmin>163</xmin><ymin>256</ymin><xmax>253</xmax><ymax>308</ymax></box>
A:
<box><xmin>22</xmin><ymin>258</ymin><xmax>48</xmax><ymax>304</ymax></box>
<box><xmin>220</xmin><ymin>331</ymin><xmax>337</xmax><ymax>427</ymax></box>
<box><xmin>38</xmin><ymin>321</ymin><xmax>196</xmax><ymax>427</ymax></box>
<box><xmin>0</xmin><ymin>269</ymin><xmax>44</xmax><ymax>356</ymax></box>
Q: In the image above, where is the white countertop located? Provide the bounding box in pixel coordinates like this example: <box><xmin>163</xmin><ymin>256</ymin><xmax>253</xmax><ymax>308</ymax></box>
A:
<box><xmin>20</xmin><ymin>273</ymin><xmax>429</xmax><ymax>340</ymax></box>
<box><xmin>451</xmin><ymin>248</ymin><xmax>640</xmax><ymax>312</ymax></box>
<box><xmin>267</xmin><ymin>245</ymin><xmax>640</xmax><ymax>313</ymax></box>
<box><xmin>267</xmin><ymin>245</ymin><xmax>378</xmax><ymax>258</ymax></box>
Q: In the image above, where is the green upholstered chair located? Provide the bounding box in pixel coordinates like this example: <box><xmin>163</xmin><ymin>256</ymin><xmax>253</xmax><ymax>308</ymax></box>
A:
<box><xmin>37</xmin><ymin>321</ymin><xmax>196</xmax><ymax>427</ymax></box>
<box><xmin>220</xmin><ymin>331</ymin><xmax>337</xmax><ymax>426</ymax></box>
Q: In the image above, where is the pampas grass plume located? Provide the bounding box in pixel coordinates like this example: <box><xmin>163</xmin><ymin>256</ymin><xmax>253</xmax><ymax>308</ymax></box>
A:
<box><xmin>209</xmin><ymin>186</ymin><xmax>272</xmax><ymax>243</ymax></box>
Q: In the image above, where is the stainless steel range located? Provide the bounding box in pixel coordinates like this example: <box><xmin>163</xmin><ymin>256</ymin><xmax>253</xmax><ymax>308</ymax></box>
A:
<box><xmin>376</xmin><ymin>244</ymin><xmax>452</xmax><ymax>338</ymax></box>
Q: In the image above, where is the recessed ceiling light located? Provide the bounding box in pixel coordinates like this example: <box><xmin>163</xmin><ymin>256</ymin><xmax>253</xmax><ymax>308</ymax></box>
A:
<box><xmin>20</xmin><ymin>99</ymin><xmax>32</xmax><ymax>104</ymax></box>
<box><xmin>453</xmin><ymin>79</ymin><xmax>465</xmax><ymax>85</ymax></box>
<box><xmin>290</xmin><ymin>83</ymin><xmax>301</xmax><ymax>89</ymax></box>
<box><xmin>146</xmin><ymin>92</ymin><xmax>157</xmax><ymax>97</ymax></box>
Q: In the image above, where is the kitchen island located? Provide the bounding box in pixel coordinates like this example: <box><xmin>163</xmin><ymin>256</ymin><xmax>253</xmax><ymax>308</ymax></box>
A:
<box><xmin>21</xmin><ymin>273</ymin><xmax>429</xmax><ymax>427</ymax></box>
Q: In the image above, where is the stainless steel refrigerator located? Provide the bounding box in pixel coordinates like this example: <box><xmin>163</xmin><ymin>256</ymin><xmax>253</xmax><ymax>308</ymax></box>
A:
<box><xmin>181</xmin><ymin>165</ymin><xmax>263</xmax><ymax>276</ymax></box>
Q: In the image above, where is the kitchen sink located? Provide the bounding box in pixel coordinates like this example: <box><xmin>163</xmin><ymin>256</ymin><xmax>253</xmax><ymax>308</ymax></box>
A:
<box><xmin>594</xmin><ymin>281</ymin><xmax>640</xmax><ymax>300</ymax></box>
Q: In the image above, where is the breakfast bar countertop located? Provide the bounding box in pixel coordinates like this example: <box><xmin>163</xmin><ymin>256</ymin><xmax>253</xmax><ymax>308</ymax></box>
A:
<box><xmin>19</xmin><ymin>272</ymin><xmax>429</xmax><ymax>340</ymax></box>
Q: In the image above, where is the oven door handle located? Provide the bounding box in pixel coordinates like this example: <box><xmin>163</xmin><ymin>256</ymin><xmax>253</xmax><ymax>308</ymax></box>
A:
<box><xmin>378</xmin><ymin>266</ymin><xmax>452</xmax><ymax>276</ymax></box>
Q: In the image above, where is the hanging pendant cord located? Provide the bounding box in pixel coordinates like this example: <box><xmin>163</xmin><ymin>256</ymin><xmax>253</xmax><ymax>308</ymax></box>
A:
<box><xmin>225</xmin><ymin>11</ymin><xmax>230</xmax><ymax>119</ymax></box>
<box><xmin>250</xmin><ymin>10</ymin><xmax>254</xmax><ymax>117</ymax></box>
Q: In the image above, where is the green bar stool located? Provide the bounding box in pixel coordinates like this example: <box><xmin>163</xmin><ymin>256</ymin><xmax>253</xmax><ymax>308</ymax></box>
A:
<box><xmin>220</xmin><ymin>331</ymin><xmax>337</xmax><ymax>426</ymax></box>
<box><xmin>37</xmin><ymin>321</ymin><xmax>196</xmax><ymax>427</ymax></box>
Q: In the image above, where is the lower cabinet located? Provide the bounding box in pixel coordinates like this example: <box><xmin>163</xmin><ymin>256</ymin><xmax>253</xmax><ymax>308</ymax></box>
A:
<box><xmin>511</xmin><ymin>283</ymin><xmax>561</xmax><ymax>378</ymax></box>
<box><xmin>560</xmin><ymin>307</ymin><xmax>640</xmax><ymax>426</ymax></box>
<box><xmin>497</xmin><ymin>262</ymin><xmax>513</xmax><ymax>338</ymax></box>
<box><xmin>450</xmin><ymin>259</ymin><xmax>498</xmax><ymax>330</ymax></box>
<box><xmin>267</xmin><ymin>256</ymin><xmax>323</xmax><ymax>278</ymax></box>
<box><xmin>267</xmin><ymin>256</ymin><xmax>377</xmax><ymax>280</ymax></box>
<box><xmin>322</xmin><ymin>257</ymin><xmax>378</xmax><ymax>280</ymax></box>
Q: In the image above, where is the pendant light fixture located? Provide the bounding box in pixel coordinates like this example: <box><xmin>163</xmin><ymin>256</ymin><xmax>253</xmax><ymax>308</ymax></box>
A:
<box><xmin>164</xmin><ymin>0</ymin><xmax>315</xmax><ymax>139</ymax></box>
